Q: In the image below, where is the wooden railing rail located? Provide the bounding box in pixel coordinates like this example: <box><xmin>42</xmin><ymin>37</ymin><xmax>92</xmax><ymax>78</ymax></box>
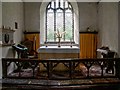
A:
<box><xmin>2</xmin><ymin>58</ymin><xmax>120</xmax><ymax>80</ymax></box>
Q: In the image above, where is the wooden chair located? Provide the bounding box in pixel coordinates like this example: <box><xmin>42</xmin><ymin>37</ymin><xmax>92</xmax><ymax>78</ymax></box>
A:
<box><xmin>21</xmin><ymin>39</ymin><xmax>38</xmax><ymax>58</ymax></box>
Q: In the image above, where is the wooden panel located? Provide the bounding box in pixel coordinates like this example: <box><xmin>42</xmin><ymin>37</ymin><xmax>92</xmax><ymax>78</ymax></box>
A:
<box><xmin>24</xmin><ymin>33</ymin><xmax>40</xmax><ymax>52</ymax></box>
<box><xmin>80</xmin><ymin>32</ymin><xmax>98</xmax><ymax>58</ymax></box>
<box><xmin>34</xmin><ymin>34</ymin><xmax>40</xmax><ymax>51</ymax></box>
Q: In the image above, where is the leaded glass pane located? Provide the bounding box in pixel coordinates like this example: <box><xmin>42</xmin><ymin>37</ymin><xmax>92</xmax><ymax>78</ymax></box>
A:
<box><xmin>60</xmin><ymin>0</ymin><xmax>64</xmax><ymax>8</ymax></box>
<box><xmin>56</xmin><ymin>9</ymin><xmax>64</xmax><ymax>41</ymax></box>
<box><xmin>65</xmin><ymin>9</ymin><xmax>72</xmax><ymax>41</ymax></box>
<box><xmin>48</xmin><ymin>4</ymin><xmax>50</xmax><ymax>8</ymax></box>
<box><xmin>65</xmin><ymin>1</ymin><xmax>68</xmax><ymax>8</ymax></box>
<box><xmin>51</xmin><ymin>1</ymin><xmax>54</xmax><ymax>8</ymax></box>
<box><xmin>56</xmin><ymin>0</ymin><xmax>59</xmax><ymax>8</ymax></box>
<box><xmin>69</xmin><ymin>4</ymin><xmax>72</xmax><ymax>8</ymax></box>
<box><xmin>47</xmin><ymin>9</ymin><xmax>54</xmax><ymax>41</ymax></box>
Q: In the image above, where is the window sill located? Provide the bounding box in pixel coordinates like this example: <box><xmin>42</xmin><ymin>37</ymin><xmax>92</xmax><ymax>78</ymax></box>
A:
<box><xmin>41</xmin><ymin>43</ymin><xmax>79</xmax><ymax>47</ymax></box>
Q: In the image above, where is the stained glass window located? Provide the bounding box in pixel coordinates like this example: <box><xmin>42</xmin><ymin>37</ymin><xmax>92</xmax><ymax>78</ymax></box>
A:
<box><xmin>46</xmin><ymin>0</ymin><xmax>74</xmax><ymax>43</ymax></box>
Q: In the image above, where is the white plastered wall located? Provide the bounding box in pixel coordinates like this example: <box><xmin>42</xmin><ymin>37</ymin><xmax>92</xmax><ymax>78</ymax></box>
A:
<box><xmin>0</xmin><ymin>1</ymin><xmax>24</xmax><ymax>79</ymax></box>
<box><xmin>98</xmin><ymin>2</ymin><xmax>118</xmax><ymax>53</ymax></box>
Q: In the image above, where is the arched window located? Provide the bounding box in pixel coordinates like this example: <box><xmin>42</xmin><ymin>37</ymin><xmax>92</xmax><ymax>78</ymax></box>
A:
<box><xmin>45</xmin><ymin>0</ymin><xmax>74</xmax><ymax>43</ymax></box>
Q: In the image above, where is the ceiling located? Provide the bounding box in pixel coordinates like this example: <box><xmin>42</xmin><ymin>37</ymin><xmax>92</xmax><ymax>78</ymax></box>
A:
<box><xmin>1</xmin><ymin>0</ymin><xmax>119</xmax><ymax>2</ymax></box>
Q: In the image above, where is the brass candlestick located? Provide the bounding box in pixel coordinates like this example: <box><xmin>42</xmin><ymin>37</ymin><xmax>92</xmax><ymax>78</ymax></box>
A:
<box><xmin>70</xmin><ymin>38</ymin><xmax>73</xmax><ymax>47</ymax></box>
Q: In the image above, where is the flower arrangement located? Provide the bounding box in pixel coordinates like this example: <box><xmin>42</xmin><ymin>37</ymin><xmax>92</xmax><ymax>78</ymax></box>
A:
<box><xmin>54</xmin><ymin>29</ymin><xmax>66</xmax><ymax>47</ymax></box>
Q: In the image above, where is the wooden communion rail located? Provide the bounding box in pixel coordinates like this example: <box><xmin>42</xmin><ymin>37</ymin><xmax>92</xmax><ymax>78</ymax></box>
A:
<box><xmin>2</xmin><ymin>58</ymin><xmax>120</xmax><ymax>79</ymax></box>
<box><xmin>1</xmin><ymin>58</ymin><xmax>120</xmax><ymax>89</ymax></box>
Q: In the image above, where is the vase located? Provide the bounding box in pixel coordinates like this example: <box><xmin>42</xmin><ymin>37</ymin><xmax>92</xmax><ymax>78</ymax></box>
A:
<box><xmin>4</xmin><ymin>34</ymin><xmax>9</xmax><ymax>43</ymax></box>
<box><xmin>58</xmin><ymin>38</ymin><xmax>61</xmax><ymax>47</ymax></box>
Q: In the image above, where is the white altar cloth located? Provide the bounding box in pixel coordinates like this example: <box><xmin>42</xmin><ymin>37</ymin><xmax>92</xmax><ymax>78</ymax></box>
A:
<box><xmin>37</xmin><ymin>46</ymin><xmax>80</xmax><ymax>53</ymax></box>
